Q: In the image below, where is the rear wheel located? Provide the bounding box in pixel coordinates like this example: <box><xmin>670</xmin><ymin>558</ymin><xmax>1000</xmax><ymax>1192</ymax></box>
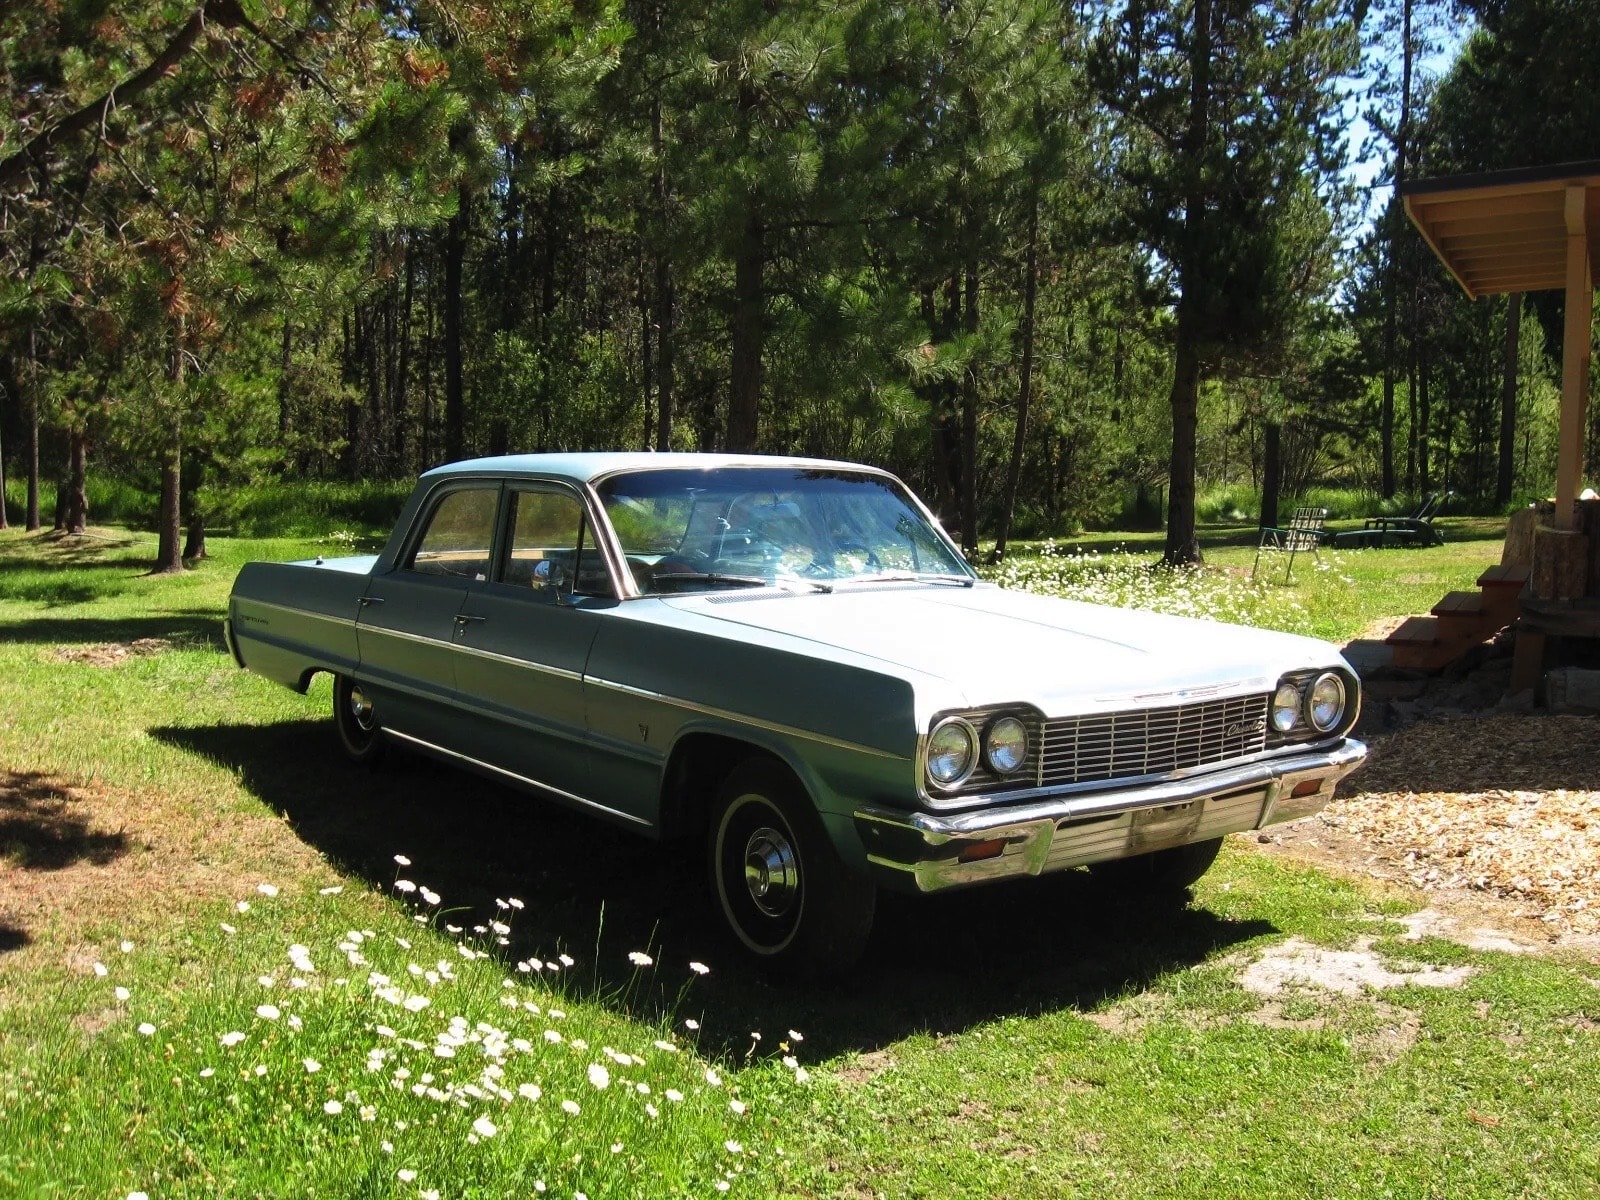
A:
<box><xmin>709</xmin><ymin>758</ymin><xmax>875</xmax><ymax>976</ymax></box>
<box><xmin>1087</xmin><ymin>837</ymin><xmax>1224</xmax><ymax>894</ymax></box>
<box><xmin>333</xmin><ymin>674</ymin><xmax>385</xmax><ymax>765</ymax></box>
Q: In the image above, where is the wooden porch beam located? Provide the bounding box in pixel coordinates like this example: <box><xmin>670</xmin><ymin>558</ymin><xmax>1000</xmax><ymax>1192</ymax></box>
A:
<box><xmin>1557</xmin><ymin>184</ymin><xmax>1593</xmax><ymax>531</ymax></box>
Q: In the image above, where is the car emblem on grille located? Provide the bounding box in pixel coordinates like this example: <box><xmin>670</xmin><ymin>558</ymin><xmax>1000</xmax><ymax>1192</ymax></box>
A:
<box><xmin>1224</xmin><ymin>718</ymin><xmax>1265</xmax><ymax>738</ymax></box>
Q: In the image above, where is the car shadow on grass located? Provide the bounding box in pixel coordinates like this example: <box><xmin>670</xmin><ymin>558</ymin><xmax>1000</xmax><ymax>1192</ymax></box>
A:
<box><xmin>154</xmin><ymin>719</ymin><xmax>1277</xmax><ymax>1059</ymax></box>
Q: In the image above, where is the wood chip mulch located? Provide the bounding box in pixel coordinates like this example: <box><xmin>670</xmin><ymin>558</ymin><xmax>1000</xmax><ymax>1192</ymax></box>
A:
<box><xmin>1319</xmin><ymin>714</ymin><xmax>1600</xmax><ymax>934</ymax></box>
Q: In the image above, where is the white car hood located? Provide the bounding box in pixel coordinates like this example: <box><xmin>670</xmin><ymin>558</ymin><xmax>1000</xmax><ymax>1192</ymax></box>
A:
<box><xmin>670</xmin><ymin>583</ymin><xmax>1345</xmax><ymax>713</ymax></box>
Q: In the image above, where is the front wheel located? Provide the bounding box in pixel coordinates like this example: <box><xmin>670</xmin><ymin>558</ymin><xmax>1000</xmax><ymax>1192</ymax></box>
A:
<box><xmin>1087</xmin><ymin>836</ymin><xmax>1223</xmax><ymax>894</ymax></box>
<box><xmin>333</xmin><ymin>674</ymin><xmax>385</xmax><ymax>765</ymax></box>
<box><xmin>708</xmin><ymin>758</ymin><xmax>875</xmax><ymax>976</ymax></box>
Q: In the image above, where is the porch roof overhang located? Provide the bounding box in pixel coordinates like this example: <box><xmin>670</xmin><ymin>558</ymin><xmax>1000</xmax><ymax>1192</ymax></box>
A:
<box><xmin>1402</xmin><ymin>161</ymin><xmax>1600</xmax><ymax>299</ymax></box>
<box><xmin>1402</xmin><ymin>162</ymin><xmax>1598</xmax><ymax>530</ymax></box>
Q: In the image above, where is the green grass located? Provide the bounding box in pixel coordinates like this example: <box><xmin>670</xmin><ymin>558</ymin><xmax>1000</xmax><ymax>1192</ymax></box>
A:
<box><xmin>4</xmin><ymin>477</ymin><xmax>412</xmax><ymax>539</ymax></box>
<box><xmin>983</xmin><ymin>516</ymin><xmax>1506</xmax><ymax>643</ymax></box>
<box><xmin>2</xmin><ymin>521</ymin><xmax>1597</xmax><ymax>1199</ymax></box>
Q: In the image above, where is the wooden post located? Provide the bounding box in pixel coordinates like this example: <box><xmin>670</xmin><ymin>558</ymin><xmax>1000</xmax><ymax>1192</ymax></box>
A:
<box><xmin>1556</xmin><ymin>184</ymin><xmax>1592</xmax><ymax>531</ymax></box>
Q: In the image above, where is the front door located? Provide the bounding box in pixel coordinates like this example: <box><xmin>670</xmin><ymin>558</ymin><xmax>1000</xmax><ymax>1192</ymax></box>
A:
<box><xmin>450</xmin><ymin>486</ymin><xmax>621</xmax><ymax>814</ymax></box>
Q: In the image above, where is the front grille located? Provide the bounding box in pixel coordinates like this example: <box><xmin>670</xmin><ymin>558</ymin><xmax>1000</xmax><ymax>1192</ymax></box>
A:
<box><xmin>1040</xmin><ymin>693</ymin><xmax>1269</xmax><ymax>787</ymax></box>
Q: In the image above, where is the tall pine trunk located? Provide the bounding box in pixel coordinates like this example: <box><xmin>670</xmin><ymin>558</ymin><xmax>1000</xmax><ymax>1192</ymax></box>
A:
<box><xmin>25</xmin><ymin>327</ymin><xmax>40</xmax><ymax>531</ymax></box>
<box><xmin>1417</xmin><ymin>339</ymin><xmax>1431</xmax><ymax>490</ymax></box>
<box><xmin>654</xmin><ymin>258</ymin><xmax>675</xmax><ymax>452</ymax></box>
<box><xmin>0</xmin><ymin>392</ymin><xmax>7</xmax><ymax>530</ymax></box>
<box><xmin>65</xmin><ymin>429</ymin><xmax>87</xmax><ymax>534</ymax></box>
<box><xmin>958</xmin><ymin>262</ymin><xmax>980</xmax><ymax>558</ymax></box>
<box><xmin>421</xmin><ymin>243</ymin><xmax>436</xmax><ymax>468</ymax></box>
<box><xmin>153</xmin><ymin>316</ymin><xmax>185</xmax><ymax>574</ymax></box>
<box><xmin>277</xmin><ymin>319</ymin><xmax>293</xmax><ymax>438</ymax></box>
<box><xmin>394</xmin><ymin>239</ymin><xmax>415</xmax><ymax>469</ymax></box>
<box><xmin>1496</xmin><ymin>291</ymin><xmax>1521</xmax><ymax>505</ymax></box>
<box><xmin>1164</xmin><ymin>317</ymin><xmax>1204</xmax><ymax>565</ymax></box>
<box><xmin>1261</xmin><ymin>422</ymin><xmax>1282</xmax><ymax>530</ymax></box>
<box><xmin>181</xmin><ymin>446</ymin><xmax>206</xmax><ymax>561</ymax></box>
<box><xmin>727</xmin><ymin>209</ymin><xmax>763</xmax><ymax>452</ymax></box>
<box><xmin>1379</xmin><ymin>0</ymin><xmax>1415</xmax><ymax>500</ymax></box>
<box><xmin>1164</xmin><ymin>0</ymin><xmax>1209</xmax><ymax>567</ymax></box>
<box><xmin>443</xmin><ymin>188</ymin><xmax>468</xmax><ymax>463</ymax></box>
<box><xmin>992</xmin><ymin>185</ymin><xmax>1038</xmax><ymax>563</ymax></box>
<box><xmin>652</xmin><ymin>85</ymin><xmax>675</xmax><ymax>453</ymax></box>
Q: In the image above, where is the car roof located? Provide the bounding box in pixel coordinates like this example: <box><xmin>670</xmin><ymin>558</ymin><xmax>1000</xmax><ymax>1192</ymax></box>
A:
<box><xmin>421</xmin><ymin>452</ymin><xmax>891</xmax><ymax>486</ymax></box>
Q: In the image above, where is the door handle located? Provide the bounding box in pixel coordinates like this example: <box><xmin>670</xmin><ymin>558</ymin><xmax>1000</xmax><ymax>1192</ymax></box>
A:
<box><xmin>358</xmin><ymin>596</ymin><xmax>385</xmax><ymax>607</ymax></box>
<box><xmin>453</xmin><ymin>613</ymin><xmax>487</xmax><ymax>625</ymax></box>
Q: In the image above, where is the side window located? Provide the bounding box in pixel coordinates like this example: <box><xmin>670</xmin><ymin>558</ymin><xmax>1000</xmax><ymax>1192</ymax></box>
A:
<box><xmin>504</xmin><ymin>490</ymin><xmax>613</xmax><ymax>599</ymax></box>
<box><xmin>406</xmin><ymin>488</ymin><xmax>498</xmax><ymax>579</ymax></box>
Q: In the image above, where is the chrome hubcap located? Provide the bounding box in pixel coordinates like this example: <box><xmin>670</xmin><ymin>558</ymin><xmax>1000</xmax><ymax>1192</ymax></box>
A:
<box><xmin>348</xmin><ymin>685</ymin><xmax>376</xmax><ymax>732</ymax></box>
<box><xmin>742</xmin><ymin>825</ymin><xmax>799</xmax><ymax>918</ymax></box>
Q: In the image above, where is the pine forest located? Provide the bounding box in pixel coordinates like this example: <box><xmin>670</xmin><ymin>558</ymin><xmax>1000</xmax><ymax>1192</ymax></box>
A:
<box><xmin>3</xmin><ymin>0</ymin><xmax>1598</xmax><ymax>569</ymax></box>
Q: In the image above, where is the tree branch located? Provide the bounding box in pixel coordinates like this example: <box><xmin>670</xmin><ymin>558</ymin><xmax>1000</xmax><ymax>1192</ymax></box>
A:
<box><xmin>0</xmin><ymin>0</ymin><xmax>249</xmax><ymax>195</ymax></box>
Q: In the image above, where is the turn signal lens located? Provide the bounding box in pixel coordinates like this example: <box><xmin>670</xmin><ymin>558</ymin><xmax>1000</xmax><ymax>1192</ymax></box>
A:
<box><xmin>957</xmin><ymin>838</ymin><xmax>1008</xmax><ymax>863</ymax></box>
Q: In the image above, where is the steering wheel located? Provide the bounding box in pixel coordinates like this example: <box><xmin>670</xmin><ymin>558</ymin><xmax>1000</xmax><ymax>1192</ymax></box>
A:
<box><xmin>829</xmin><ymin>540</ymin><xmax>882</xmax><ymax>575</ymax></box>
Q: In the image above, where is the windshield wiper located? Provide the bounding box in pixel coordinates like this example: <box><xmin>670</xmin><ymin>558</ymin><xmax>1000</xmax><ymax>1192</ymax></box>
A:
<box><xmin>652</xmin><ymin>571</ymin><xmax>767</xmax><ymax>589</ymax></box>
<box><xmin>837</xmin><ymin>571</ymin><xmax>976</xmax><ymax>588</ymax></box>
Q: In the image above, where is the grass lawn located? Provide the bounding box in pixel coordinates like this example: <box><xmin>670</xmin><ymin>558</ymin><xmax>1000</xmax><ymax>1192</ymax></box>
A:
<box><xmin>1</xmin><ymin>522</ymin><xmax>1596</xmax><ymax>1199</ymax></box>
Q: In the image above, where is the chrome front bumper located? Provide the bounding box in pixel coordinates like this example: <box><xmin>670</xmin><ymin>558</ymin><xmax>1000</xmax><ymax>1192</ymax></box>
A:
<box><xmin>854</xmin><ymin>739</ymin><xmax>1367</xmax><ymax>893</ymax></box>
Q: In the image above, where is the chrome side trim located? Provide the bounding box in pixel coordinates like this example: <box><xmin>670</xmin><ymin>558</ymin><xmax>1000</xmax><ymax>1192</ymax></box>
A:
<box><xmin>382</xmin><ymin>728</ymin><xmax>653</xmax><ymax>828</ymax></box>
<box><xmin>237</xmin><ymin>598</ymin><xmax>359</xmax><ymax>628</ymax></box>
<box><xmin>359</xmin><ymin>623</ymin><xmax>456</xmax><ymax>651</ymax></box>
<box><xmin>450</xmin><ymin>639</ymin><xmax>584</xmax><ymax>681</ymax></box>
<box><xmin>584</xmin><ymin>675</ymin><xmax>908</xmax><ymax>762</ymax></box>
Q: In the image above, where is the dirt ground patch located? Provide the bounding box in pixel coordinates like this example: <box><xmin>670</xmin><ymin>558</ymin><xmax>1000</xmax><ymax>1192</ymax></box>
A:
<box><xmin>0</xmin><ymin>768</ymin><xmax>323</xmax><ymax>994</ymax></box>
<box><xmin>1252</xmin><ymin>712</ymin><xmax>1600</xmax><ymax>948</ymax></box>
<box><xmin>50</xmin><ymin>638</ymin><xmax>173</xmax><ymax>666</ymax></box>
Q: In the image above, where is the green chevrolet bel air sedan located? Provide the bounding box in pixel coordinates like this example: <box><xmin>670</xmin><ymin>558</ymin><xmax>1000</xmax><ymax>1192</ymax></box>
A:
<box><xmin>225</xmin><ymin>453</ymin><xmax>1366</xmax><ymax>972</ymax></box>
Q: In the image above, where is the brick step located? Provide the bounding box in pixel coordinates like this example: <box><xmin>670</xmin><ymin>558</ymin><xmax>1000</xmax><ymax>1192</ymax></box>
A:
<box><xmin>1477</xmin><ymin>564</ymin><xmax>1531</xmax><ymax>589</ymax></box>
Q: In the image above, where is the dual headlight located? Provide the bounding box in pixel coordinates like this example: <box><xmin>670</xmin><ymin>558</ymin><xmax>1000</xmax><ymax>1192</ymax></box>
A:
<box><xmin>926</xmin><ymin>713</ymin><xmax>1030</xmax><ymax>789</ymax></box>
<box><xmin>1272</xmin><ymin>671</ymin><xmax>1348</xmax><ymax>735</ymax></box>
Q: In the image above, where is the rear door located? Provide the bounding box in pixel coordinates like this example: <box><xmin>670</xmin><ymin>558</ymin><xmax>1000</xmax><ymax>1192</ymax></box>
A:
<box><xmin>355</xmin><ymin>484</ymin><xmax>500</xmax><ymax>740</ymax></box>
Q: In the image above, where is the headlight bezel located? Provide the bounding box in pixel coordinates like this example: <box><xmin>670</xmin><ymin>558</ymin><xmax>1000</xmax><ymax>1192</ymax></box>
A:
<box><xmin>1305</xmin><ymin>671</ymin><xmax>1347</xmax><ymax>732</ymax></box>
<box><xmin>925</xmin><ymin>716</ymin><xmax>979</xmax><ymax>789</ymax></box>
<box><xmin>983</xmin><ymin>715</ymin><xmax>1029</xmax><ymax>776</ymax></box>
<box><xmin>1269</xmin><ymin>668</ymin><xmax>1357</xmax><ymax>743</ymax></box>
<box><xmin>1271</xmin><ymin>682</ymin><xmax>1303</xmax><ymax>732</ymax></box>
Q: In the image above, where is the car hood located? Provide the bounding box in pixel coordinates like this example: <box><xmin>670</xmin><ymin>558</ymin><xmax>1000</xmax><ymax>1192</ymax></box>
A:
<box><xmin>666</xmin><ymin>582</ymin><xmax>1346</xmax><ymax>713</ymax></box>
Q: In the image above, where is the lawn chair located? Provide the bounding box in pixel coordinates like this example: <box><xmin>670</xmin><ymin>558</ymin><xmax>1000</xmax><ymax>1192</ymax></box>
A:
<box><xmin>1252</xmin><ymin>506</ymin><xmax>1327</xmax><ymax>584</ymax></box>
<box><xmin>1351</xmin><ymin>490</ymin><xmax>1450</xmax><ymax>548</ymax></box>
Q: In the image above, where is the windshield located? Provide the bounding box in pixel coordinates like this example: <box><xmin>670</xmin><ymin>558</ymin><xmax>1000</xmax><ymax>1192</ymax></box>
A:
<box><xmin>596</xmin><ymin>466</ymin><xmax>971</xmax><ymax>596</ymax></box>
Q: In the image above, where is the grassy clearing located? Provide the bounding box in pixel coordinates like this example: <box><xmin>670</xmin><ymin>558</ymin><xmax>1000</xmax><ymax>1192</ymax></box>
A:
<box><xmin>983</xmin><ymin>517</ymin><xmax>1506</xmax><ymax>643</ymax></box>
<box><xmin>2</xmin><ymin>523</ymin><xmax>1597</xmax><ymax>1199</ymax></box>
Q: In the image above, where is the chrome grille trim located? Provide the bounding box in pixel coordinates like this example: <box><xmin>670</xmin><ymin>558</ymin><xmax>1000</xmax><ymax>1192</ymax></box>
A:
<box><xmin>1039</xmin><ymin>693</ymin><xmax>1270</xmax><ymax>787</ymax></box>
